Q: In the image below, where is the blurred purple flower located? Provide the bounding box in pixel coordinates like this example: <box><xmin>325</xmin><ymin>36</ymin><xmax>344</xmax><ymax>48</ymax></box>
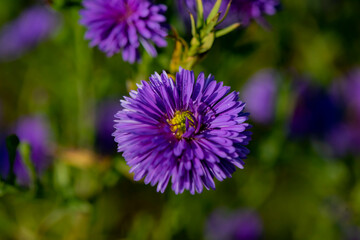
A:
<box><xmin>79</xmin><ymin>0</ymin><xmax>168</xmax><ymax>63</ymax></box>
<box><xmin>338</xmin><ymin>68</ymin><xmax>360</xmax><ymax>118</ymax></box>
<box><xmin>205</xmin><ymin>208</ymin><xmax>263</xmax><ymax>240</ymax></box>
<box><xmin>229</xmin><ymin>0</ymin><xmax>280</xmax><ymax>27</ymax></box>
<box><xmin>113</xmin><ymin>68</ymin><xmax>251</xmax><ymax>194</ymax></box>
<box><xmin>15</xmin><ymin>116</ymin><xmax>52</xmax><ymax>174</ymax></box>
<box><xmin>0</xmin><ymin>138</ymin><xmax>9</xmax><ymax>180</ymax></box>
<box><xmin>242</xmin><ymin>69</ymin><xmax>278</xmax><ymax>124</ymax></box>
<box><xmin>0</xmin><ymin>116</ymin><xmax>52</xmax><ymax>186</ymax></box>
<box><xmin>95</xmin><ymin>100</ymin><xmax>119</xmax><ymax>155</ymax></box>
<box><xmin>327</xmin><ymin>68</ymin><xmax>360</xmax><ymax>156</ymax></box>
<box><xmin>177</xmin><ymin>0</ymin><xmax>280</xmax><ymax>28</ymax></box>
<box><xmin>289</xmin><ymin>80</ymin><xmax>343</xmax><ymax>139</ymax></box>
<box><xmin>0</xmin><ymin>6</ymin><xmax>61</xmax><ymax>62</ymax></box>
<box><xmin>0</xmin><ymin>139</ymin><xmax>31</xmax><ymax>186</ymax></box>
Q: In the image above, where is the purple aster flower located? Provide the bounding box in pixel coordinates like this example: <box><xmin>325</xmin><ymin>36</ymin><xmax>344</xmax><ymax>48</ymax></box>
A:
<box><xmin>205</xmin><ymin>208</ymin><xmax>263</xmax><ymax>240</ymax></box>
<box><xmin>79</xmin><ymin>0</ymin><xmax>168</xmax><ymax>63</ymax></box>
<box><xmin>113</xmin><ymin>68</ymin><xmax>251</xmax><ymax>194</ymax></box>
<box><xmin>327</xmin><ymin>68</ymin><xmax>360</xmax><ymax>156</ymax></box>
<box><xmin>289</xmin><ymin>80</ymin><xmax>343</xmax><ymax>139</ymax></box>
<box><xmin>0</xmin><ymin>116</ymin><xmax>52</xmax><ymax>186</ymax></box>
<box><xmin>241</xmin><ymin>69</ymin><xmax>278</xmax><ymax>124</ymax></box>
<box><xmin>177</xmin><ymin>0</ymin><xmax>280</xmax><ymax>28</ymax></box>
<box><xmin>0</xmin><ymin>6</ymin><xmax>61</xmax><ymax>62</ymax></box>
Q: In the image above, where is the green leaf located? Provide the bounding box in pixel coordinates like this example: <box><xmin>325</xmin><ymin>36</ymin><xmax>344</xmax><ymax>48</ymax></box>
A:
<box><xmin>201</xmin><ymin>12</ymin><xmax>220</xmax><ymax>38</ymax></box>
<box><xmin>215</xmin><ymin>22</ymin><xmax>240</xmax><ymax>38</ymax></box>
<box><xmin>189</xmin><ymin>13</ymin><xmax>197</xmax><ymax>38</ymax></box>
<box><xmin>206</xmin><ymin>0</ymin><xmax>222</xmax><ymax>24</ymax></box>
<box><xmin>18</xmin><ymin>143</ymin><xmax>36</xmax><ymax>185</ymax></box>
<box><xmin>196</xmin><ymin>0</ymin><xmax>204</xmax><ymax>28</ymax></box>
<box><xmin>198</xmin><ymin>32</ymin><xmax>215</xmax><ymax>53</ymax></box>
<box><xmin>216</xmin><ymin>0</ymin><xmax>232</xmax><ymax>26</ymax></box>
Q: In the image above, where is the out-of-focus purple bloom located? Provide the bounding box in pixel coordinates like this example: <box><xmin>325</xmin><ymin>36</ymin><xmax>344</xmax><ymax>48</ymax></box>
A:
<box><xmin>15</xmin><ymin>116</ymin><xmax>52</xmax><ymax>175</ymax></box>
<box><xmin>242</xmin><ymin>69</ymin><xmax>278</xmax><ymax>124</ymax></box>
<box><xmin>205</xmin><ymin>208</ymin><xmax>263</xmax><ymax>240</ymax></box>
<box><xmin>0</xmin><ymin>6</ymin><xmax>61</xmax><ymax>62</ymax></box>
<box><xmin>327</xmin><ymin>68</ymin><xmax>360</xmax><ymax>156</ymax></box>
<box><xmin>79</xmin><ymin>0</ymin><xmax>168</xmax><ymax>63</ymax></box>
<box><xmin>113</xmin><ymin>68</ymin><xmax>251</xmax><ymax>194</ymax></box>
<box><xmin>177</xmin><ymin>0</ymin><xmax>280</xmax><ymax>28</ymax></box>
<box><xmin>228</xmin><ymin>0</ymin><xmax>280</xmax><ymax>27</ymax></box>
<box><xmin>0</xmin><ymin>116</ymin><xmax>52</xmax><ymax>186</ymax></box>
<box><xmin>338</xmin><ymin>68</ymin><xmax>360</xmax><ymax>118</ymax></box>
<box><xmin>0</xmin><ymin>138</ymin><xmax>9</xmax><ymax>180</ymax></box>
<box><xmin>0</xmin><ymin>139</ymin><xmax>31</xmax><ymax>186</ymax></box>
<box><xmin>95</xmin><ymin>100</ymin><xmax>119</xmax><ymax>155</ymax></box>
<box><xmin>289</xmin><ymin>81</ymin><xmax>343</xmax><ymax>139</ymax></box>
<box><xmin>329</xmin><ymin>122</ymin><xmax>360</xmax><ymax>157</ymax></box>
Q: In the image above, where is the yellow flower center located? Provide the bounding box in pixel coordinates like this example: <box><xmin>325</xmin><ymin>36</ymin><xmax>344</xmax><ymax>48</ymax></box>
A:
<box><xmin>168</xmin><ymin>111</ymin><xmax>195</xmax><ymax>138</ymax></box>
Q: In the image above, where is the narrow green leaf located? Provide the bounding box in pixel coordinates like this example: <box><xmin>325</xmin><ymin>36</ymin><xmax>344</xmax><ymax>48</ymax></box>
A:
<box><xmin>201</xmin><ymin>12</ymin><xmax>220</xmax><ymax>38</ymax></box>
<box><xmin>215</xmin><ymin>22</ymin><xmax>240</xmax><ymax>38</ymax></box>
<box><xmin>207</xmin><ymin>0</ymin><xmax>222</xmax><ymax>24</ymax></box>
<box><xmin>189</xmin><ymin>13</ymin><xmax>197</xmax><ymax>37</ymax></box>
<box><xmin>18</xmin><ymin>142</ymin><xmax>36</xmax><ymax>185</ymax></box>
<box><xmin>196</xmin><ymin>0</ymin><xmax>204</xmax><ymax>28</ymax></box>
<box><xmin>216</xmin><ymin>0</ymin><xmax>232</xmax><ymax>26</ymax></box>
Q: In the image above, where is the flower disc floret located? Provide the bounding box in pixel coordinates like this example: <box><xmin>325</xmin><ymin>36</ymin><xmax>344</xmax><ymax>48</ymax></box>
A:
<box><xmin>113</xmin><ymin>68</ymin><xmax>252</xmax><ymax>194</ymax></box>
<box><xmin>168</xmin><ymin>110</ymin><xmax>195</xmax><ymax>138</ymax></box>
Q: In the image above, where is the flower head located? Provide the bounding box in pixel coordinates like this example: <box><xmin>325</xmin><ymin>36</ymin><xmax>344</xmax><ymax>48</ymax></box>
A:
<box><xmin>80</xmin><ymin>0</ymin><xmax>168</xmax><ymax>63</ymax></box>
<box><xmin>0</xmin><ymin>6</ymin><xmax>61</xmax><ymax>61</ymax></box>
<box><xmin>113</xmin><ymin>68</ymin><xmax>251</xmax><ymax>194</ymax></box>
<box><xmin>205</xmin><ymin>208</ymin><xmax>263</xmax><ymax>240</ymax></box>
<box><xmin>242</xmin><ymin>69</ymin><xmax>278</xmax><ymax>124</ymax></box>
